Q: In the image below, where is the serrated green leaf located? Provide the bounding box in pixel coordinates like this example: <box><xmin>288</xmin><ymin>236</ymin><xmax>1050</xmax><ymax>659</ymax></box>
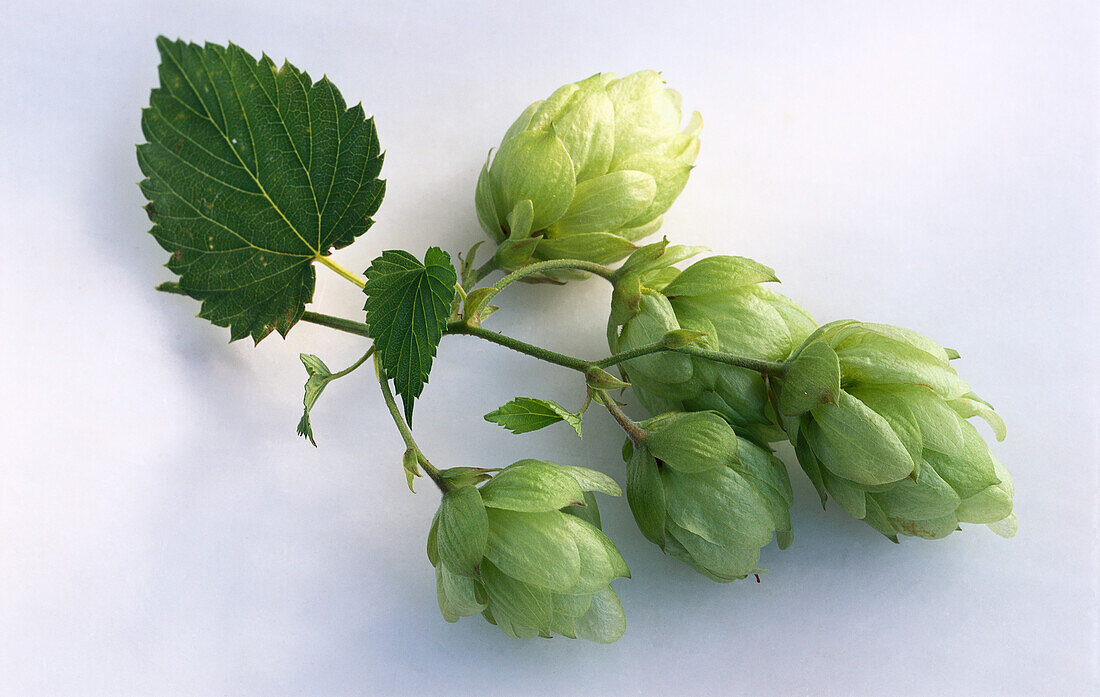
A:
<box><xmin>780</xmin><ymin>341</ymin><xmax>841</xmax><ymax>416</ymax></box>
<box><xmin>483</xmin><ymin>397</ymin><xmax>583</xmax><ymax>437</ymax></box>
<box><xmin>296</xmin><ymin>354</ymin><xmax>332</xmax><ymax>446</ymax></box>
<box><xmin>138</xmin><ymin>37</ymin><xmax>385</xmax><ymax>343</ymax></box>
<box><xmin>363</xmin><ymin>248</ymin><xmax>457</xmax><ymax>423</ymax></box>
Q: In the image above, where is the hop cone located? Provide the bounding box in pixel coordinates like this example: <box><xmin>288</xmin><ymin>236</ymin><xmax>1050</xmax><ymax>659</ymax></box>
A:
<box><xmin>774</xmin><ymin>320</ymin><xmax>1016</xmax><ymax>541</ymax></box>
<box><xmin>624</xmin><ymin>411</ymin><xmax>793</xmax><ymax>582</ymax></box>
<box><xmin>426</xmin><ymin>460</ymin><xmax>630</xmax><ymax>641</ymax></box>
<box><xmin>476</xmin><ymin>71</ymin><xmax>701</xmax><ymax>275</ymax></box>
<box><xmin>609</xmin><ymin>246</ymin><xmax>815</xmax><ymax>445</ymax></box>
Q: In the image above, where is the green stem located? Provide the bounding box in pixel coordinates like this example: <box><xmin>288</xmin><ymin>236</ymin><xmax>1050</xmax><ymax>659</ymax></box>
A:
<box><xmin>158</xmin><ymin>284</ymin><xmax>786</xmax><ymax>378</ymax></box>
<box><xmin>473</xmin><ymin>255</ymin><xmax>500</xmax><ymax>283</ymax></box>
<box><xmin>301</xmin><ymin>311</ymin><xmax>372</xmax><ymax>338</ymax></box>
<box><xmin>676</xmin><ymin>345</ymin><xmax>785</xmax><ymax>376</ymax></box>
<box><xmin>468</xmin><ymin>258</ymin><xmax>617</xmax><ymax>314</ymax></box>
<box><xmin>374</xmin><ymin>354</ymin><xmax>448</xmax><ymax>492</ymax></box>
<box><xmin>445</xmin><ymin>322</ymin><xmax>591</xmax><ymax>372</ymax></box>
<box><xmin>595</xmin><ymin>390</ymin><xmax>648</xmax><ymax>444</ymax></box>
<box><xmin>596</xmin><ymin>341</ymin><xmax>786</xmax><ymax>377</ymax></box>
<box><xmin>330</xmin><ymin>346</ymin><xmax>374</xmax><ymax>379</ymax></box>
<box><xmin>315</xmin><ymin>255</ymin><xmax>367</xmax><ymax>289</ymax></box>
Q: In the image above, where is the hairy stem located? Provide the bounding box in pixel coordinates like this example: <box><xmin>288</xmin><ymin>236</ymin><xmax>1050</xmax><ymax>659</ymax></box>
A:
<box><xmin>300</xmin><ymin>311</ymin><xmax>372</xmax><ymax>338</ymax></box>
<box><xmin>596</xmin><ymin>341</ymin><xmax>787</xmax><ymax>377</ymax></box>
<box><xmin>330</xmin><ymin>346</ymin><xmax>375</xmax><ymax>379</ymax></box>
<box><xmin>445</xmin><ymin>322</ymin><xmax>592</xmax><ymax>372</ymax></box>
<box><xmin>375</xmin><ymin>354</ymin><xmax>448</xmax><ymax>492</ymax></box>
<box><xmin>596</xmin><ymin>391</ymin><xmax>648</xmax><ymax>444</ymax></box>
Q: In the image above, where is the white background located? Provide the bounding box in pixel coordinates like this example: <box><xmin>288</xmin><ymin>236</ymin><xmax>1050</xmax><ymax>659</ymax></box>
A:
<box><xmin>1</xmin><ymin>1</ymin><xmax>1097</xmax><ymax>695</ymax></box>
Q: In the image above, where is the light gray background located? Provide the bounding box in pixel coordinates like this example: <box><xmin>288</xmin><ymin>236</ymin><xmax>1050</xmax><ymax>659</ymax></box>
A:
<box><xmin>1</xmin><ymin>1</ymin><xmax>1097</xmax><ymax>695</ymax></box>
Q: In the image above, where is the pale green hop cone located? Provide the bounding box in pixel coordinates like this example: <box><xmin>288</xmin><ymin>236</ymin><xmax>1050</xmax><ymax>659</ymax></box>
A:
<box><xmin>609</xmin><ymin>243</ymin><xmax>815</xmax><ymax>445</ymax></box>
<box><xmin>426</xmin><ymin>460</ymin><xmax>630</xmax><ymax>641</ymax></box>
<box><xmin>475</xmin><ymin>71</ymin><xmax>701</xmax><ymax>276</ymax></box>
<box><xmin>623</xmin><ymin>411</ymin><xmax>794</xmax><ymax>582</ymax></box>
<box><xmin>774</xmin><ymin>320</ymin><xmax>1016</xmax><ymax>541</ymax></box>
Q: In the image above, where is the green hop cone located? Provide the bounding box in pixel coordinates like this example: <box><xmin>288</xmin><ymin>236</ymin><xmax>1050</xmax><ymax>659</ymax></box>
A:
<box><xmin>476</xmin><ymin>71</ymin><xmax>702</xmax><ymax>276</ymax></box>
<box><xmin>426</xmin><ymin>460</ymin><xmax>630</xmax><ymax>642</ymax></box>
<box><xmin>609</xmin><ymin>245</ymin><xmax>815</xmax><ymax>445</ymax></box>
<box><xmin>624</xmin><ymin>411</ymin><xmax>793</xmax><ymax>582</ymax></box>
<box><xmin>774</xmin><ymin>320</ymin><xmax>1016</xmax><ymax>541</ymax></box>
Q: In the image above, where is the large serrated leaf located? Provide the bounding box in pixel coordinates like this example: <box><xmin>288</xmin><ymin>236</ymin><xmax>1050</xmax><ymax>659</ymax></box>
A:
<box><xmin>483</xmin><ymin>397</ymin><xmax>583</xmax><ymax>437</ymax></box>
<box><xmin>138</xmin><ymin>37</ymin><xmax>385</xmax><ymax>342</ymax></box>
<box><xmin>363</xmin><ymin>248</ymin><xmax>457</xmax><ymax>423</ymax></box>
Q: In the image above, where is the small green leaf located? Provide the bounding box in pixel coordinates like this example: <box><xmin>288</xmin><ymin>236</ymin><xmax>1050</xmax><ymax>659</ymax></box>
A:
<box><xmin>660</xmin><ymin>256</ymin><xmax>778</xmax><ymax>298</ymax></box>
<box><xmin>475</xmin><ymin>155</ymin><xmax>503</xmax><ymax>242</ymax></box>
<box><xmin>402</xmin><ymin>448</ymin><xmax>421</xmax><ymax>492</ymax></box>
<box><xmin>549</xmin><ymin>170</ymin><xmax>656</xmax><ymax>235</ymax></box>
<box><xmin>363</xmin><ymin>248</ymin><xmax>457</xmax><ymax>423</ymax></box>
<box><xmin>536</xmin><ymin>232</ymin><xmax>638</xmax><ymax>265</ymax></box>
<box><xmin>480</xmin><ymin>560</ymin><xmax>553</xmax><ymax>633</ymax></box>
<box><xmin>779</xmin><ymin>341</ymin><xmax>842</xmax><ymax>416</ymax></box>
<box><xmin>458</xmin><ymin>240</ymin><xmax>485</xmax><ymax>289</ymax></box>
<box><xmin>484</xmin><ymin>509</ymin><xmax>581</xmax><ymax>591</ymax></box>
<box><xmin>138</xmin><ymin>38</ymin><xmax>384</xmax><ymax>343</ymax></box>
<box><xmin>626</xmin><ymin>447</ymin><xmax>666</xmax><ymax>545</ymax></box>
<box><xmin>462</xmin><ymin>287</ymin><xmax>500</xmax><ymax>327</ymax></box>
<box><xmin>645</xmin><ymin>412</ymin><xmax>740</xmax><ymax>473</ymax></box>
<box><xmin>806</xmin><ymin>391</ymin><xmax>916</xmax><ymax>486</ymax></box>
<box><xmin>493</xmin><ymin>236</ymin><xmax>541</xmax><ymax>269</ymax></box>
<box><xmin>661</xmin><ymin>329</ymin><xmax>707</xmax><ymax>348</ymax></box>
<box><xmin>484</xmin><ymin>397</ymin><xmax>583</xmax><ymax>437</ymax></box>
<box><xmin>507</xmin><ymin>199</ymin><xmax>535</xmax><ymax>240</ymax></box>
<box><xmin>437</xmin><ymin>486</ymin><xmax>489</xmax><ymax>578</ymax></box>
<box><xmin>438</xmin><ymin>467</ymin><xmax>496</xmax><ymax>488</ymax></box>
<box><xmin>573</xmin><ymin>588</ymin><xmax>626</xmax><ymax>644</ymax></box>
<box><xmin>556</xmin><ymin>465</ymin><xmax>622</xmax><ymax>497</ymax></box>
<box><xmin>296</xmin><ymin>353</ymin><xmax>331</xmax><ymax>446</ymax></box>
<box><xmin>480</xmin><ymin>461</ymin><xmax>586</xmax><ymax>511</ymax></box>
<box><xmin>491</xmin><ymin>127</ymin><xmax>576</xmax><ymax>231</ymax></box>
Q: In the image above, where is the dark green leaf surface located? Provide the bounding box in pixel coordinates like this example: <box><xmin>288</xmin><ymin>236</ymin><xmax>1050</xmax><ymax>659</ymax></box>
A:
<box><xmin>363</xmin><ymin>248</ymin><xmax>457</xmax><ymax>423</ymax></box>
<box><xmin>484</xmin><ymin>397</ymin><xmax>583</xmax><ymax>437</ymax></box>
<box><xmin>138</xmin><ymin>37</ymin><xmax>385</xmax><ymax>342</ymax></box>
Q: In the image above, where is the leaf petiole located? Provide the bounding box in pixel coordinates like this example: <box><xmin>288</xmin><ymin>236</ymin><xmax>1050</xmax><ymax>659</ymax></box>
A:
<box><xmin>316</xmin><ymin>255</ymin><xmax>367</xmax><ymax>289</ymax></box>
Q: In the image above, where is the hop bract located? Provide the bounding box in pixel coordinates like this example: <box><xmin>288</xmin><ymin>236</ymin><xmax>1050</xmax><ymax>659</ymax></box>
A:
<box><xmin>476</xmin><ymin>71</ymin><xmax>701</xmax><ymax>274</ymax></box>
<box><xmin>775</xmin><ymin>320</ymin><xmax>1016</xmax><ymax>541</ymax></box>
<box><xmin>609</xmin><ymin>249</ymin><xmax>814</xmax><ymax>445</ymax></box>
<box><xmin>426</xmin><ymin>460</ymin><xmax>630</xmax><ymax>642</ymax></box>
<box><xmin>624</xmin><ymin>411</ymin><xmax>793</xmax><ymax>582</ymax></box>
